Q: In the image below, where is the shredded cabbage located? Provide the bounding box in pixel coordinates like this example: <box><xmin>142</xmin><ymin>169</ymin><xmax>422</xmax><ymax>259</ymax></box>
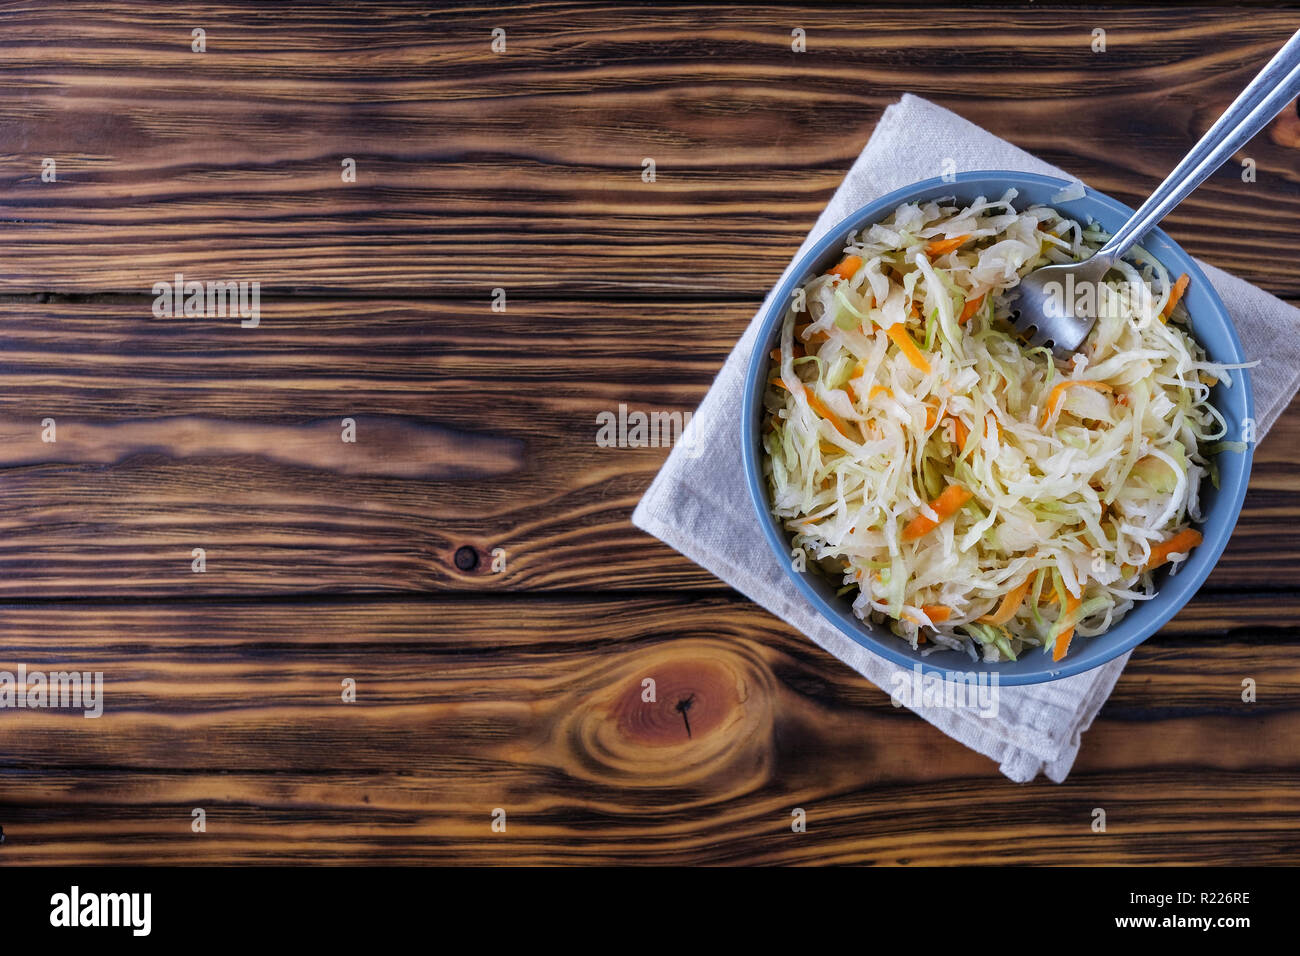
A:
<box><xmin>761</xmin><ymin>190</ymin><xmax>1250</xmax><ymax>662</ymax></box>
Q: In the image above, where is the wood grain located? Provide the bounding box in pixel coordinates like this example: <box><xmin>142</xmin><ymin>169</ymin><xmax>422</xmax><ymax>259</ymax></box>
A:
<box><xmin>0</xmin><ymin>296</ymin><xmax>1295</xmax><ymax>595</ymax></box>
<box><xmin>1</xmin><ymin>2</ymin><xmax>1298</xmax><ymax>868</ymax></box>
<box><xmin>0</xmin><ymin>594</ymin><xmax>1295</xmax><ymax>865</ymax></box>
<box><xmin>0</xmin><ymin>5</ymin><xmax>1296</xmax><ymax>297</ymax></box>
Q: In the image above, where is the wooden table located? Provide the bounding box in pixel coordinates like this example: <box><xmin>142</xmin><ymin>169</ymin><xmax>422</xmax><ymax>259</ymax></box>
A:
<box><xmin>0</xmin><ymin>2</ymin><xmax>1297</xmax><ymax>865</ymax></box>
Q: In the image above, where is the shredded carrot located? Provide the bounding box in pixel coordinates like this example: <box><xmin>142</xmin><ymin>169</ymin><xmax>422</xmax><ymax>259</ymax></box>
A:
<box><xmin>925</xmin><ymin>234</ymin><xmax>971</xmax><ymax>257</ymax></box>
<box><xmin>844</xmin><ymin>360</ymin><xmax>868</xmax><ymax>403</ymax></box>
<box><xmin>804</xmin><ymin>389</ymin><xmax>853</xmax><ymax>438</ymax></box>
<box><xmin>827</xmin><ymin>255</ymin><xmax>863</xmax><ymax>281</ymax></box>
<box><xmin>1052</xmin><ymin>590</ymin><xmax>1083</xmax><ymax>662</ymax></box>
<box><xmin>958</xmin><ymin>292</ymin><xmax>986</xmax><ymax>324</ymax></box>
<box><xmin>1145</xmin><ymin>528</ymin><xmax>1203</xmax><ymax>570</ymax></box>
<box><xmin>1040</xmin><ymin>380</ymin><xmax>1113</xmax><ymax>427</ymax></box>
<box><xmin>773</xmin><ymin>341</ymin><xmax>807</xmax><ymax>362</ymax></box>
<box><xmin>885</xmin><ymin>323</ymin><xmax>932</xmax><ymax>374</ymax></box>
<box><xmin>902</xmin><ymin>484</ymin><xmax>973</xmax><ymax>541</ymax></box>
<box><xmin>868</xmin><ymin>385</ymin><xmax>892</xmax><ymax>400</ymax></box>
<box><xmin>794</xmin><ymin>323</ymin><xmax>830</xmax><ymax>345</ymax></box>
<box><xmin>924</xmin><ymin>402</ymin><xmax>938</xmax><ymax>430</ymax></box>
<box><xmin>905</xmin><ymin>604</ymin><xmax>952</xmax><ymax>626</ymax></box>
<box><xmin>1161</xmin><ymin>273</ymin><xmax>1190</xmax><ymax>321</ymax></box>
<box><xmin>978</xmin><ymin>573</ymin><xmax>1034</xmax><ymax>626</ymax></box>
<box><xmin>910</xmin><ymin>301</ymin><xmax>921</xmax><ymax>319</ymax></box>
<box><xmin>923</xmin><ymin>604</ymin><xmax>951</xmax><ymax>623</ymax></box>
<box><xmin>774</xmin><ymin>379</ymin><xmax>856</xmax><ymax>440</ymax></box>
<box><xmin>948</xmin><ymin>416</ymin><xmax>970</xmax><ymax>450</ymax></box>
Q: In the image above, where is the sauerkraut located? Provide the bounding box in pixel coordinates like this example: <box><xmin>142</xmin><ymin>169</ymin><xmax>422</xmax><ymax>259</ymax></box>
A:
<box><xmin>761</xmin><ymin>190</ymin><xmax>1244</xmax><ymax>663</ymax></box>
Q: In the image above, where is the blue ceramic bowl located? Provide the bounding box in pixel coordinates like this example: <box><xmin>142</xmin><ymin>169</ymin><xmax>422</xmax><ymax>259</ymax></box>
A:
<box><xmin>742</xmin><ymin>171</ymin><xmax>1254</xmax><ymax>685</ymax></box>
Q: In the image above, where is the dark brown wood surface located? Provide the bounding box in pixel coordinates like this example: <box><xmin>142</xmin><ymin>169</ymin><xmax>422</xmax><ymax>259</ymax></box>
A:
<box><xmin>0</xmin><ymin>1</ymin><xmax>1297</xmax><ymax>865</ymax></box>
<box><xmin>0</xmin><ymin>593</ymin><xmax>1297</xmax><ymax>865</ymax></box>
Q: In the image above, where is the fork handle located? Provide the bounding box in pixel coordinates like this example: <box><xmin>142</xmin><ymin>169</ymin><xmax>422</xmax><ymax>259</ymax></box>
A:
<box><xmin>1098</xmin><ymin>28</ymin><xmax>1300</xmax><ymax>262</ymax></box>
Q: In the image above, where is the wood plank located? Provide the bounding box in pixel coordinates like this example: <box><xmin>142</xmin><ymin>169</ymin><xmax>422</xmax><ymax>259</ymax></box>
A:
<box><xmin>0</xmin><ymin>296</ymin><xmax>1295</xmax><ymax>595</ymax></box>
<box><xmin>0</xmin><ymin>592</ymin><xmax>1295</xmax><ymax>864</ymax></box>
<box><xmin>0</xmin><ymin>5</ymin><xmax>1296</xmax><ymax>296</ymax></box>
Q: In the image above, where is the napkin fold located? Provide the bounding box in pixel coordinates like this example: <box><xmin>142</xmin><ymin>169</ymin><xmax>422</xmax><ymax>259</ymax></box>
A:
<box><xmin>633</xmin><ymin>94</ymin><xmax>1299</xmax><ymax>783</ymax></box>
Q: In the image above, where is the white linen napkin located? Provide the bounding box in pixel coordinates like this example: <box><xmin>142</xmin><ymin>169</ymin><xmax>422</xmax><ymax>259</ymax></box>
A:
<box><xmin>632</xmin><ymin>93</ymin><xmax>1299</xmax><ymax>783</ymax></box>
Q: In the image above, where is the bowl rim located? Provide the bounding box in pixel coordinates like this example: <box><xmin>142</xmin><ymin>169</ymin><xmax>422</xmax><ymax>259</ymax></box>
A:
<box><xmin>741</xmin><ymin>169</ymin><xmax>1255</xmax><ymax>686</ymax></box>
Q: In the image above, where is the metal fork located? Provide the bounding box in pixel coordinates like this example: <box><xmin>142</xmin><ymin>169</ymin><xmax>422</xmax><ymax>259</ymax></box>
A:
<box><xmin>1009</xmin><ymin>28</ymin><xmax>1300</xmax><ymax>356</ymax></box>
